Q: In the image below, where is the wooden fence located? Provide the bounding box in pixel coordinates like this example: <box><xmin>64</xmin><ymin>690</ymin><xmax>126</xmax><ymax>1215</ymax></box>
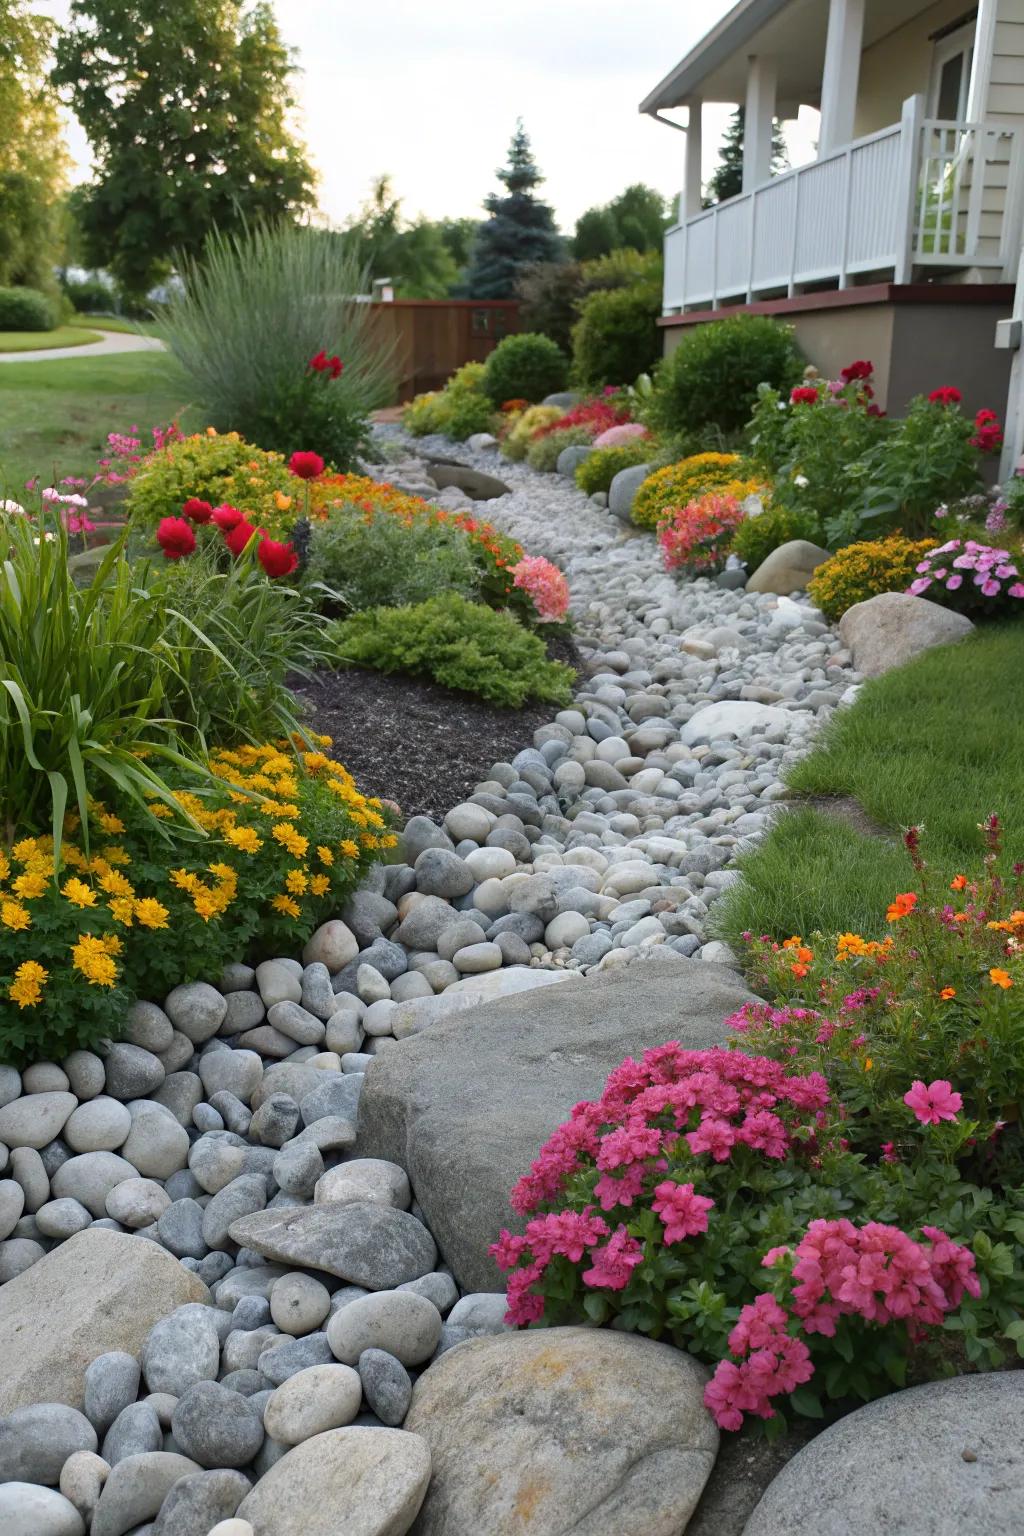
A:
<box><xmin>365</xmin><ymin>300</ymin><xmax>520</xmax><ymax>402</ymax></box>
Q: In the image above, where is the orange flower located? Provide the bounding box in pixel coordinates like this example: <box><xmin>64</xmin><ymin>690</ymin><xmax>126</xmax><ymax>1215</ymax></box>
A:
<box><xmin>886</xmin><ymin>892</ymin><xmax>917</xmax><ymax>922</ymax></box>
<box><xmin>950</xmin><ymin>875</ymin><xmax>967</xmax><ymax>891</ymax></box>
<box><xmin>790</xmin><ymin>963</ymin><xmax>809</xmax><ymax>979</ymax></box>
<box><xmin>989</xmin><ymin>968</ymin><xmax>1013</xmax><ymax>990</ymax></box>
<box><xmin>940</xmin><ymin>987</ymin><xmax>956</xmax><ymax>1000</ymax></box>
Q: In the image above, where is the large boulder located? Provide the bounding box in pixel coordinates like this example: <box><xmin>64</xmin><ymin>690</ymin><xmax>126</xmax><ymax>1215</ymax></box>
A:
<box><xmin>406</xmin><ymin>1327</ymin><xmax>717</xmax><ymax>1535</ymax></box>
<box><xmin>744</xmin><ymin>1374</ymin><xmax>1024</xmax><ymax>1535</ymax></box>
<box><xmin>0</xmin><ymin>1230</ymin><xmax>209</xmax><ymax>1415</ymax></box>
<box><xmin>745</xmin><ymin>540</ymin><xmax>831</xmax><ymax>594</ymax></box>
<box><xmin>424</xmin><ymin>463</ymin><xmax>510</xmax><ymax>501</ymax></box>
<box><xmin>680</xmin><ymin>701</ymin><xmax>794</xmax><ymax>748</ymax></box>
<box><xmin>358</xmin><ymin>955</ymin><xmax>759</xmax><ymax>1289</ymax></box>
<box><xmin>556</xmin><ymin>444</ymin><xmax>593</xmax><ymax>478</ymax></box>
<box><xmin>838</xmin><ymin>591</ymin><xmax>974</xmax><ymax>678</ymax></box>
<box><xmin>608</xmin><ymin>463</ymin><xmax>652</xmax><ymax>522</ymax></box>
<box><xmin>391</xmin><ymin>966</ymin><xmax>579</xmax><ymax>1040</ymax></box>
<box><xmin>236</xmin><ymin>1427</ymin><xmax>430</xmax><ymax>1536</ymax></box>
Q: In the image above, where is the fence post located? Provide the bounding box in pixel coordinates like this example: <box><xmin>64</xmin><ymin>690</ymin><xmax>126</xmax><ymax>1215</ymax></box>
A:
<box><xmin>894</xmin><ymin>94</ymin><xmax>925</xmax><ymax>283</ymax></box>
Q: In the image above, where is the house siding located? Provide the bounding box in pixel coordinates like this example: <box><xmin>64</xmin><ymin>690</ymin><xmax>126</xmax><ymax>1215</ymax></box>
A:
<box><xmin>853</xmin><ymin>0</ymin><xmax>975</xmax><ymax>137</ymax></box>
<box><xmin>988</xmin><ymin>5</ymin><xmax>1024</xmax><ymax>121</ymax></box>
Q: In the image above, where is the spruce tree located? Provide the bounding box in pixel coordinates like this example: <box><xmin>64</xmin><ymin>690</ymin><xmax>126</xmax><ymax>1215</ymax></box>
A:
<box><xmin>704</xmin><ymin>108</ymin><xmax>788</xmax><ymax>205</ymax></box>
<box><xmin>464</xmin><ymin>122</ymin><xmax>564</xmax><ymax>299</ymax></box>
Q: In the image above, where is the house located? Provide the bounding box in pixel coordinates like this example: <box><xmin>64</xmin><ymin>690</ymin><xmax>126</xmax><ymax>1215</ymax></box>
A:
<box><xmin>640</xmin><ymin>0</ymin><xmax>1024</xmax><ymax>474</ymax></box>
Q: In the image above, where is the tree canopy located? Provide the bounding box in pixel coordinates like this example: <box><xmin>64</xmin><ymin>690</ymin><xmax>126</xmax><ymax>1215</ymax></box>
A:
<box><xmin>52</xmin><ymin>0</ymin><xmax>315</xmax><ymax>301</ymax></box>
<box><xmin>463</xmin><ymin>122</ymin><xmax>564</xmax><ymax>300</ymax></box>
<box><xmin>704</xmin><ymin>107</ymin><xmax>788</xmax><ymax>205</ymax></box>
<box><xmin>344</xmin><ymin>176</ymin><xmax>471</xmax><ymax>299</ymax></box>
<box><xmin>0</xmin><ymin>0</ymin><xmax>68</xmax><ymax>289</ymax></box>
<box><xmin>572</xmin><ymin>183</ymin><xmax>670</xmax><ymax>262</ymax></box>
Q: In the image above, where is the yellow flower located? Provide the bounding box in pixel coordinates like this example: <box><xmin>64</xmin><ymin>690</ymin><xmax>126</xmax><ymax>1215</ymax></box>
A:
<box><xmin>310</xmin><ymin>874</ymin><xmax>330</xmax><ymax>896</ymax></box>
<box><xmin>97</xmin><ymin>810</ymin><xmax>126</xmax><ymax>834</ymax></box>
<box><xmin>316</xmin><ymin>845</ymin><xmax>334</xmax><ymax>866</ymax></box>
<box><xmin>377</xmin><ymin>833</ymin><xmax>399</xmax><ymax>850</ymax></box>
<box><xmin>11</xmin><ymin>837</ymin><xmax>39</xmax><ymax>863</ymax></box>
<box><xmin>9</xmin><ymin>959</ymin><xmax>47</xmax><ymax>1008</ymax></box>
<box><xmin>171</xmin><ymin>869</ymin><xmax>199</xmax><ymax>893</ymax></box>
<box><xmin>108</xmin><ymin>896</ymin><xmax>135</xmax><ymax>926</ymax></box>
<box><xmin>12</xmin><ymin>871</ymin><xmax>48</xmax><ymax>900</ymax></box>
<box><xmin>135</xmin><ymin>897</ymin><xmax>170</xmax><ymax>929</ymax></box>
<box><xmin>285</xmin><ymin>869</ymin><xmax>308</xmax><ymax>895</ymax></box>
<box><xmin>148</xmin><ymin>803</ymin><xmax>174</xmax><ymax>820</ymax></box>
<box><xmin>339</xmin><ymin>839</ymin><xmax>359</xmax><ymax>860</ymax></box>
<box><xmin>225</xmin><ymin>826</ymin><xmax>262</xmax><ymax>854</ymax></box>
<box><xmin>271</xmin><ymin>823</ymin><xmax>309</xmax><ymax>859</ymax></box>
<box><xmin>99</xmin><ymin>845</ymin><xmax>131</xmax><ymax>865</ymax></box>
<box><xmin>61</xmin><ymin>844</ymin><xmax>88</xmax><ymax>869</ymax></box>
<box><xmin>271</xmin><ymin>893</ymin><xmax>301</xmax><ymax>919</ymax></box>
<box><xmin>2</xmin><ymin>899</ymin><xmax>31</xmax><ymax>931</ymax></box>
<box><xmin>0</xmin><ymin>851</ymin><xmax>9</xmax><ymax>881</ymax></box>
<box><xmin>304</xmin><ymin>752</ymin><xmax>330</xmax><ymax>772</ymax></box>
<box><xmin>72</xmin><ymin>934</ymin><xmax>118</xmax><ymax>988</ymax></box>
<box><xmin>193</xmin><ymin>888</ymin><xmax>223</xmax><ymax>922</ymax></box>
<box><xmin>99</xmin><ymin>869</ymin><xmax>134</xmax><ymax>898</ymax></box>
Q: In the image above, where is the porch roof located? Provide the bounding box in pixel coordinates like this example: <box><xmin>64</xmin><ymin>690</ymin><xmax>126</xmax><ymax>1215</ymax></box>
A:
<box><xmin>639</xmin><ymin>0</ymin><xmax>955</xmax><ymax>114</ymax></box>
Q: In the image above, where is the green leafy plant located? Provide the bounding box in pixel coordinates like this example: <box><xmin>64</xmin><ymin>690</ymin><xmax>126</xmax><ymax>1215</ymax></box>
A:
<box><xmin>807</xmin><ymin>536</ymin><xmax>938</xmax><ymax>621</ymax></box>
<box><xmin>156</xmin><ymin>222</ymin><xmax>394</xmax><ymax>459</ymax></box>
<box><xmin>127</xmin><ymin>429</ymin><xmax>297</xmax><ymax>539</ymax></box>
<box><xmin>571</xmin><ymin>283</ymin><xmax>662</xmax><ymax>391</ymax></box>
<box><xmin>482</xmin><ymin>332</ymin><xmax>568</xmax><ymax>405</ymax></box>
<box><xmin>333</xmin><ymin>593</ymin><xmax>575</xmax><ymax>706</ymax></box>
<box><xmin>0</xmin><ymin>284</ymin><xmax>55</xmax><ymax>331</ymax></box>
<box><xmin>402</xmin><ymin>360</ymin><xmax>497</xmax><ymax>441</ymax></box>
<box><xmin>731</xmin><ymin>501</ymin><xmax>823</xmax><ymax>572</ymax></box>
<box><xmin>861</xmin><ymin>394</ymin><xmax>994</xmax><ymax>539</ymax></box>
<box><xmin>525</xmin><ymin>425</ymin><xmax>594</xmax><ymax>473</ymax></box>
<box><xmin>646</xmin><ymin>314</ymin><xmax>803</xmax><ymax>437</ymax></box>
<box><xmin>304</xmin><ymin>504</ymin><xmax>481</xmax><ymax>613</ymax></box>
<box><xmin>575</xmin><ymin>441</ymin><xmax>651</xmax><ymax>496</ymax></box>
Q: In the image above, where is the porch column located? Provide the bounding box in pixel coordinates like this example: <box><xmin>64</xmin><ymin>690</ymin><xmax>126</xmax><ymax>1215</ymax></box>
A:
<box><xmin>743</xmin><ymin>55</ymin><xmax>777</xmax><ymax>191</ymax></box>
<box><xmin>819</xmin><ymin>0</ymin><xmax>865</xmax><ymax>155</ymax></box>
<box><xmin>683</xmin><ymin>99</ymin><xmax>703</xmax><ymax>218</ymax></box>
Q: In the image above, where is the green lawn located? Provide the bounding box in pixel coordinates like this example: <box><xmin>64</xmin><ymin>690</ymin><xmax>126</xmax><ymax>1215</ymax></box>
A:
<box><xmin>0</xmin><ymin>324</ymin><xmax>102</xmax><ymax>353</ymax></box>
<box><xmin>86</xmin><ymin>315</ymin><xmax>161</xmax><ymax>337</ymax></box>
<box><xmin>0</xmin><ymin>352</ymin><xmax>198</xmax><ymax>493</ymax></box>
<box><xmin>715</xmin><ymin>624</ymin><xmax>1024</xmax><ymax>945</ymax></box>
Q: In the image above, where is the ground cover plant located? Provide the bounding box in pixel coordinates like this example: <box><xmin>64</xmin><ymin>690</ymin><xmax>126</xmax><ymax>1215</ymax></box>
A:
<box><xmin>714</xmin><ymin>625</ymin><xmax>1024</xmax><ymax>945</ymax></box>
<box><xmin>574</xmin><ymin>441</ymin><xmax>651</xmax><ymax>496</ymax></box>
<box><xmin>494</xmin><ymin>821</ymin><xmax>1023</xmax><ymax>1435</ymax></box>
<box><xmin>807</xmin><ymin>536</ymin><xmax>938</xmax><ymax>622</ymax></box>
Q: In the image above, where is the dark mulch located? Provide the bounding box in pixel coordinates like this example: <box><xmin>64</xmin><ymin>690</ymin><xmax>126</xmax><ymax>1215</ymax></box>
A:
<box><xmin>291</xmin><ymin>638</ymin><xmax>579</xmax><ymax>822</ymax></box>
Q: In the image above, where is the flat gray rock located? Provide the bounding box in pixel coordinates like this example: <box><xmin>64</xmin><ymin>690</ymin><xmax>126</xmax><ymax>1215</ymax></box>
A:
<box><xmin>228</xmin><ymin>1202</ymin><xmax>437</xmax><ymax>1288</ymax></box>
<box><xmin>359</xmin><ymin>955</ymin><xmax>758</xmax><ymax>1289</ymax></box>
<box><xmin>406</xmin><ymin>1327</ymin><xmax>717</xmax><ymax>1535</ymax></box>
<box><xmin>744</xmin><ymin>1374</ymin><xmax>1024</xmax><ymax>1535</ymax></box>
<box><xmin>236</xmin><ymin>1427</ymin><xmax>430</xmax><ymax>1536</ymax></box>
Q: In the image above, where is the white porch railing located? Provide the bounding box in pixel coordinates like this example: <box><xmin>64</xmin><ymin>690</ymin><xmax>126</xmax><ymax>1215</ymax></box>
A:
<box><xmin>663</xmin><ymin>95</ymin><xmax>1024</xmax><ymax>313</ymax></box>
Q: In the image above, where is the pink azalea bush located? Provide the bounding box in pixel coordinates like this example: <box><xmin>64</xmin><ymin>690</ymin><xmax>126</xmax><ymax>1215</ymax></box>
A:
<box><xmin>593</xmin><ymin>422</ymin><xmax>650</xmax><ymax>449</ymax></box>
<box><xmin>509</xmin><ymin>555</ymin><xmax>570</xmax><ymax>623</ymax></box>
<box><xmin>657</xmin><ymin>492</ymin><xmax>746</xmax><ymax>575</ymax></box>
<box><xmin>907</xmin><ymin>539</ymin><xmax>1024</xmax><ymax>615</ymax></box>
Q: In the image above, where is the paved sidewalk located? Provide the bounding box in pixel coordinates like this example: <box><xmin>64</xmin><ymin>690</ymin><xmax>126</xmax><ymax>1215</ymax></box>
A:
<box><xmin>0</xmin><ymin>330</ymin><xmax>165</xmax><ymax>364</ymax></box>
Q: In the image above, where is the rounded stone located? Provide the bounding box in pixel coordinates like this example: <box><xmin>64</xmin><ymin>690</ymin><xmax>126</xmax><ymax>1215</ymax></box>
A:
<box><xmin>269</xmin><ymin>1273</ymin><xmax>331</xmax><ymax>1336</ymax></box>
<box><xmin>171</xmin><ymin>1382</ymin><xmax>264</xmax><ymax>1469</ymax></box>
<box><xmin>452</xmin><ymin>941</ymin><xmax>501</xmax><ymax>974</ymax></box>
<box><xmin>545</xmin><ymin>910</ymin><xmax>590</xmax><ymax>948</ymax></box>
<box><xmin>314</xmin><ymin>1159</ymin><xmax>411</xmax><ymax>1211</ymax></box>
<box><xmin>443</xmin><ymin>802</ymin><xmax>491</xmax><ymax>843</ymax></box>
<box><xmin>435</xmin><ymin>919</ymin><xmax>487</xmax><ymax>962</ymax></box>
<box><xmin>36</xmin><ymin>1196</ymin><xmax>92</xmax><ymax>1240</ymax></box>
<box><xmin>358</xmin><ymin>1349</ymin><xmax>412</xmax><ymax>1427</ymax></box>
<box><xmin>125</xmin><ymin>1002</ymin><xmax>175</xmax><ymax>1054</ymax></box>
<box><xmin>142</xmin><ymin>1306</ymin><xmax>221</xmax><ymax>1397</ymax></box>
<box><xmin>0</xmin><ymin>1402</ymin><xmax>98</xmax><ymax>1484</ymax></box>
<box><xmin>0</xmin><ymin>1235</ymin><xmax>42</xmax><ymax>1281</ymax></box>
<box><xmin>326</xmin><ymin>1290</ymin><xmax>441</xmax><ymax>1367</ymax></box>
<box><xmin>101</xmin><ymin>1400</ymin><xmax>162</xmax><ymax>1465</ymax></box>
<box><xmin>60</xmin><ymin>1450</ymin><xmax>109</xmax><ymax>1523</ymax></box>
<box><xmin>85</xmin><ymin>1351</ymin><xmax>144</xmax><ymax>1436</ymax></box>
<box><xmin>266</xmin><ymin>1002</ymin><xmax>326</xmax><ymax>1047</ymax></box>
<box><xmin>52</xmin><ymin>1152</ymin><xmax>138</xmax><ymax>1218</ymax></box>
<box><xmin>121</xmin><ymin>1101</ymin><xmax>190</xmax><ymax>1179</ymax></box>
<box><xmin>262</xmin><ymin>1363</ymin><xmax>362</xmax><ymax>1446</ymax></box>
<box><xmin>22</xmin><ymin>1061</ymin><xmax>70</xmax><ymax>1093</ymax></box>
<box><xmin>0</xmin><ymin>1176</ymin><xmax>25</xmax><ymax>1238</ymax></box>
<box><xmin>0</xmin><ymin>1091</ymin><xmax>77</xmax><ymax>1150</ymax></box>
<box><xmin>63</xmin><ymin>1051</ymin><xmax>106</xmax><ymax>1101</ymax></box>
<box><xmin>102</xmin><ymin>1045</ymin><xmax>165</xmax><ymax>1102</ymax></box>
<box><xmin>197</xmin><ymin>1050</ymin><xmax>263</xmax><ymax>1104</ymax></box>
<box><xmin>0</xmin><ymin>1483</ymin><xmax>85</xmax><ymax>1535</ymax></box>
<box><xmin>164</xmin><ymin>983</ymin><xmax>227</xmax><ymax>1043</ymax></box>
<box><xmin>414</xmin><ymin>848</ymin><xmax>475</xmax><ymax>898</ymax></box>
<box><xmin>208</xmin><ymin>1522</ymin><xmax>254</xmax><ymax>1536</ymax></box>
<box><xmin>64</xmin><ymin>1097</ymin><xmax>132</xmax><ymax>1154</ymax></box>
<box><xmin>464</xmin><ymin>846</ymin><xmax>516</xmax><ymax>881</ymax></box>
<box><xmin>149</xmin><ymin>1467</ymin><xmax>250</xmax><ymax>1535</ymax></box>
<box><xmin>301</xmin><ymin>922</ymin><xmax>359</xmax><ymax>972</ymax></box>
<box><xmin>89</xmin><ymin>1450</ymin><xmax>202</xmax><ymax>1536</ymax></box>
<box><xmin>105</xmin><ymin>1177</ymin><xmax>171</xmax><ymax>1228</ymax></box>
<box><xmin>323</xmin><ymin>1014</ymin><xmax>362</xmax><ymax>1055</ymax></box>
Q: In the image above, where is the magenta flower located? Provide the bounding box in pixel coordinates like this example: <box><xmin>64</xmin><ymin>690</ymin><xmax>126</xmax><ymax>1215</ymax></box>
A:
<box><xmin>651</xmin><ymin>1180</ymin><xmax>715</xmax><ymax>1243</ymax></box>
<box><xmin>903</xmin><ymin>1079</ymin><xmax>963</xmax><ymax>1125</ymax></box>
<box><xmin>907</xmin><ymin>577</ymin><xmax>931</xmax><ymax>596</ymax></box>
<box><xmin>946</xmin><ymin>574</ymin><xmax>963</xmax><ymax>590</ymax></box>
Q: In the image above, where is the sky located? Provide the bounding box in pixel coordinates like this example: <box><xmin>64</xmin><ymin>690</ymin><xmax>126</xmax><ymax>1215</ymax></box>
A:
<box><xmin>38</xmin><ymin>0</ymin><xmax>819</xmax><ymax>231</ymax></box>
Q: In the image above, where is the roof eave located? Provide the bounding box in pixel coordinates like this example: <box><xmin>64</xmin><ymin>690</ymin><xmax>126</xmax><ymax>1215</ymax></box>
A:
<box><xmin>638</xmin><ymin>0</ymin><xmax>796</xmax><ymax>114</ymax></box>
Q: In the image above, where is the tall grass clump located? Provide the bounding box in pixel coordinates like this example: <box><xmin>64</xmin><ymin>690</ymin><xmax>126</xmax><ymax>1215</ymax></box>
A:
<box><xmin>157</xmin><ymin>223</ymin><xmax>397</xmax><ymax>466</ymax></box>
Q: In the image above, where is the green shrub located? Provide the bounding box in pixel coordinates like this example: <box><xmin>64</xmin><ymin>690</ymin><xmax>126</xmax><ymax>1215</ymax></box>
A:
<box><xmin>731</xmin><ymin>501</ymin><xmax>824</xmax><ymax>572</ymax></box>
<box><xmin>305</xmin><ymin>505</ymin><xmax>480</xmax><ymax>613</ymax></box>
<box><xmin>575</xmin><ymin>441</ymin><xmax>651</xmax><ymax>495</ymax></box>
<box><xmin>500</xmin><ymin>404</ymin><xmax>565</xmax><ymax>461</ymax></box>
<box><xmin>526</xmin><ymin>425</ymin><xmax>594</xmax><ymax>473</ymax></box>
<box><xmin>515</xmin><ymin>261</ymin><xmax>584</xmax><ymax>353</ymax></box>
<box><xmin>630</xmin><ymin>452</ymin><xmax>765</xmax><ymax>529</ymax></box>
<box><xmin>61</xmin><ymin>277</ymin><xmax>115</xmax><ymax>315</ymax></box>
<box><xmin>0</xmin><ymin>285</ymin><xmax>55</xmax><ymax>331</ymax></box>
<box><xmin>127</xmin><ymin>430</ymin><xmax>297</xmax><ymax>540</ymax></box>
<box><xmin>333</xmin><ymin>593</ymin><xmax>575</xmax><ymax>707</ymax></box>
<box><xmin>806</xmin><ymin>536</ymin><xmax>938</xmax><ymax>621</ymax></box>
<box><xmin>157</xmin><ymin>223</ymin><xmax>394</xmax><ymax>465</ymax></box>
<box><xmin>571</xmin><ymin>283</ymin><xmax>662</xmax><ymax>391</ymax></box>
<box><xmin>646</xmin><ymin>314</ymin><xmax>803</xmax><ymax>437</ymax></box>
<box><xmin>482</xmin><ymin>332</ymin><xmax>568</xmax><ymax>405</ymax></box>
<box><xmin>402</xmin><ymin>361</ymin><xmax>497</xmax><ymax>441</ymax></box>
<box><xmin>579</xmin><ymin>247</ymin><xmax>663</xmax><ymax>297</ymax></box>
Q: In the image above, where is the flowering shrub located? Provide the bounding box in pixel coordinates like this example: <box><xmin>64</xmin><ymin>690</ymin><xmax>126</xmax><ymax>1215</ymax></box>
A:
<box><xmin>127</xmin><ymin>430</ymin><xmax>299</xmax><ymax>540</ymax></box>
<box><xmin>631</xmin><ymin>453</ymin><xmax>763</xmax><ymax>530</ymax></box>
<box><xmin>149</xmin><ymin>497</ymin><xmax>300</xmax><ymax>581</ymax></box>
<box><xmin>574</xmin><ymin>442</ymin><xmax>651</xmax><ymax>497</ymax></box>
<box><xmin>402</xmin><ymin>362</ymin><xmax>498</xmax><ymax>442</ymax></box>
<box><xmin>509</xmin><ymin>556</ymin><xmax>570</xmax><ymax>623</ymax></box>
<box><xmin>0</xmin><ymin>740</ymin><xmax>393</xmax><ymax>1061</ymax></box>
<box><xmin>907</xmin><ymin>540</ymin><xmax>1024</xmax><ymax>616</ymax></box>
<box><xmin>658</xmin><ymin>492</ymin><xmax>746</xmax><ymax>575</ymax></box>
<box><xmin>530</xmin><ymin>396</ymin><xmax>631</xmax><ymax>443</ymax></box>
<box><xmin>807</xmin><ymin>536</ymin><xmax>938</xmax><ymax>621</ymax></box>
<box><xmin>593</xmin><ymin>422</ymin><xmax>650</xmax><ymax>449</ymax></box>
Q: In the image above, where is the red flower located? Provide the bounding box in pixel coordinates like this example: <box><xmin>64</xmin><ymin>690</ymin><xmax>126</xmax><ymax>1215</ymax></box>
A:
<box><xmin>257</xmin><ymin>537</ymin><xmax>299</xmax><ymax>578</ymax></box>
<box><xmin>289</xmin><ymin>451</ymin><xmax>325</xmax><ymax>480</ymax></box>
<box><xmin>182</xmin><ymin>497</ymin><xmax>213</xmax><ymax>523</ymax></box>
<box><xmin>790</xmin><ymin>386</ymin><xmax>819</xmax><ymax>405</ymax></box>
<box><xmin>156</xmin><ymin>516</ymin><xmax>196</xmax><ymax>561</ymax></box>
<box><xmin>928</xmin><ymin>386</ymin><xmax>962</xmax><ymax>406</ymax></box>
<box><xmin>224</xmin><ymin>519</ymin><xmax>258</xmax><ymax>557</ymax></box>
<box><xmin>840</xmin><ymin>359</ymin><xmax>873</xmax><ymax>382</ymax></box>
<box><xmin>327</xmin><ymin>355</ymin><xmax>343</xmax><ymax>379</ymax></box>
<box><xmin>308</xmin><ymin>351</ymin><xmax>343</xmax><ymax>379</ymax></box>
<box><xmin>972</xmin><ymin>408</ymin><xmax>1003</xmax><ymax>451</ymax></box>
<box><xmin>211</xmin><ymin>503</ymin><xmax>245</xmax><ymax>531</ymax></box>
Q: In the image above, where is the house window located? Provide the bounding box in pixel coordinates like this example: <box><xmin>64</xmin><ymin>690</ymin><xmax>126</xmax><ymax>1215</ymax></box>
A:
<box><xmin>929</xmin><ymin>21</ymin><xmax>975</xmax><ymax>120</ymax></box>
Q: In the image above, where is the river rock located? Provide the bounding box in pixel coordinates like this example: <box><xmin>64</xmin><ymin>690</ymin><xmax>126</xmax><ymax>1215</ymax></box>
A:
<box><xmin>85</xmin><ymin>1352</ymin><xmax>143</xmax><ymax>1436</ymax></box>
<box><xmin>236</xmin><ymin>1427</ymin><xmax>430</xmax><ymax>1536</ymax></box>
<box><xmin>327</xmin><ymin>1291</ymin><xmax>441</xmax><ymax>1367</ymax></box>
<box><xmin>838</xmin><ymin>591</ymin><xmax>975</xmax><ymax>678</ymax></box>
<box><xmin>150</xmin><ymin>1468</ymin><xmax>251</xmax><ymax>1536</ymax></box>
<box><xmin>170</xmin><ymin>1382</ymin><xmax>264</xmax><ymax>1468</ymax></box>
<box><xmin>91</xmin><ymin>1451</ymin><xmax>201</xmax><ymax>1536</ymax></box>
<box><xmin>0</xmin><ymin>1091</ymin><xmax>76</xmax><ymax>1149</ymax></box>
<box><xmin>228</xmin><ymin>1202</ymin><xmax>436</xmax><ymax>1289</ymax></box>
<box><xmin>0</xmin><ymin>1401</ymin><xmax>98</xmax><ymax>1483</ymax></box>
<box><xmin>0</xmin><ymin>1483</ymin><xmax>85</xmax><ymax>1535</ymax></box>
<box><xmin>746</xmin><ymin>539</ymin><xmax>831</xmax><ymax>594</ymax></box>
<box><xmin>262</xmin><ymin>1364</ymin><xmax>363</xmax><ymax>1445</ymax></box>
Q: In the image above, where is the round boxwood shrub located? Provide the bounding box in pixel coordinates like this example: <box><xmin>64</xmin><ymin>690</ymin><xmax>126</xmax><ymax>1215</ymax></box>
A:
<box><xmin>807</xmin><ymin>536</ymin><xmax>938</xmax><ymax>622</ymax></box>
<box><xmin>646</xmin><ymin>314</ymin><xmax>803</xmax><ymax>436</ymax></box>
<box><xmin>575</xmin><ymin>441</ymin><xmax>651</xmax><ymax>496</ymax></box>
<box><xmin>571</xmin><ymin>283</ymin><xmax>662</xmax><ymax>391</ymax></box>
<box><xmin>482</xmin><ymin>333</ymin><xmax>568</xmax><ymax>406</ymax></box>
<box><xmin>0</xmin><ymin>285</ymin><xmax>56</xmax><ymax>331</ymax></box>
<box><xmin>631</xmin><ymin>452</ymin><xmax>764</xmax><ymax>530</ymax></box>
<box><xmin>731</xmin><ymin>501</ymin><xmax>824</xmax><ymax>572</ymax></box>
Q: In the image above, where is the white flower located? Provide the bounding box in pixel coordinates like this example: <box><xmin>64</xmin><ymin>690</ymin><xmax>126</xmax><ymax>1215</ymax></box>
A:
<box><xmin>1</xmin><ymin>500</ymin><xmax>25</xmax><ymax>515</ymax></box>
<box><xmin>41</xmin><ymin>486</ymin><xmax>60</xmax><ymax>501</ymax></box>
<box><xmin>794</xmin><ymin>474</ymin><xmax>809</xmax><ymax>489</ymax></box>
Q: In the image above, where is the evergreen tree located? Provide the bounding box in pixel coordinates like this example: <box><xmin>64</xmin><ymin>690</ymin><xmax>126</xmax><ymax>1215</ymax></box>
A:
<box><xmin>52</xmin><ymin>0</ymin><xmax>315</xmax><ymax>302</ymax></box>
<box><xmin>464</xmin><ymin>122</ymin><xmax>564</xmax><ymax>299</ymax></box>
<box><xmin>704</xmin><ymin>107</ymin><xmax>788</xmax><ymax>205</ymax></box>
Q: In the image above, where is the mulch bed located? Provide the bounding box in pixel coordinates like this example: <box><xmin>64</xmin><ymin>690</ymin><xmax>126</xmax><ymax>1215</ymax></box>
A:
<box><xmin>291</xmin><ymin>646</ymin><xmax>577</xmax><ymax>822</ymax></box>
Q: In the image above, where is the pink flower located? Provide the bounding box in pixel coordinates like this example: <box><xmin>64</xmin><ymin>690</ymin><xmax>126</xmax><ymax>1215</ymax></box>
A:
<box><xmin>509</xmin><ymin>555</ymin><xmax>570</xmax><ymax>623</ymax></box>
<box><xmin>946</xmin><ymin>574</ymin><xmax>963</xmax><ymax>590</ymax></box>
<box><xmin>903</xmin><ymin>1079</ymin><xmax>963</xmax><ymax>1125</ymax></box>
<box><xmin>1010</xmin><ymin>583</ymin><xmax>1024</xmax><ymax>598</ymax></box>
<box><xmin>704</xmin><ymin>1360</ymin><xmax>750</xmax><ymax>1430</ymax></box>
<box><xmin>581</xmin><ymin>1227</ymin><xmax>644</xmax><ymax>1290</ymax></box>
<box><xmin>907</xmin><ymin>577</ymin><xmax>931</xmax><ymax>596</ymax></box>
<box><xmin>593</xmin><ymin>422</ymin><xmax>649</xmax><ymax>449</ymax></box>
<box><xmin>651</xmin><ymin>1180</ymin><xmax>714</xmax><ymax>1243</ymax></box>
